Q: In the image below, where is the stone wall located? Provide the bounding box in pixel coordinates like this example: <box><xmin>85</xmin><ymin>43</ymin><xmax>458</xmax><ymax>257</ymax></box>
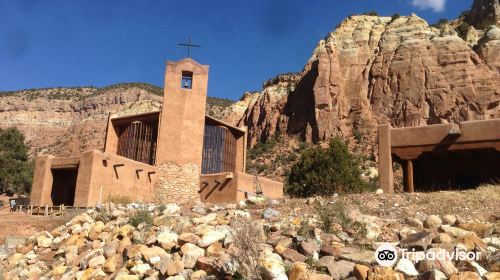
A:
<box><xmin>154</xmin><ymin>162</ymin><xmax>200</xmax><ymax>204</ymax></box>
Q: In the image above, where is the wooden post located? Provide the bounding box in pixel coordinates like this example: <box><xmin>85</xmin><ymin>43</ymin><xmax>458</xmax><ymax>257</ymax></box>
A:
<box><xmin>378</xmin><ymin>125</ymin><xmax>394</xmax><ymax>193</ymax></box>
<box><xmin>44</xmin><ymin>205</ymin><xmax>48</xmax><ymax>216</ymax></box>
<box><xmin>406</xmin><ymin>160</ymin><xmax>414</xmax><ymax>193</ymax></box>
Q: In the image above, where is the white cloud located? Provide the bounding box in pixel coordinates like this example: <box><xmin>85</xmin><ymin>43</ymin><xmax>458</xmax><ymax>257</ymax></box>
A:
<box><xmin>411</xmin><ymin>0</ymin><xmax>446</xmax><ymax>12</ymax></box>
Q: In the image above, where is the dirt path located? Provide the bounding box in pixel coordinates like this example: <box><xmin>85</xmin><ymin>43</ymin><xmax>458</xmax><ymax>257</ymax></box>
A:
<box><xmin>0</xmin><ymin>208</ymin><xmax>67</xmax><ymax>245</ymax></box>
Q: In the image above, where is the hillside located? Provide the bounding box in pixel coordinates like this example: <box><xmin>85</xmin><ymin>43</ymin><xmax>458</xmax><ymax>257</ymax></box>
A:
<box><xmin>0</xmin><ymin>83</ymin><xmax>235</xmax><ymax>157</ymax></box>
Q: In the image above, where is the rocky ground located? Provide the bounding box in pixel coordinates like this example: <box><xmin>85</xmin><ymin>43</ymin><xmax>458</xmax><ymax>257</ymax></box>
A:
<box><xmin>0</xmin><ymin>185</ymin><xmax>498</xmax><ymax>280</ymax></box>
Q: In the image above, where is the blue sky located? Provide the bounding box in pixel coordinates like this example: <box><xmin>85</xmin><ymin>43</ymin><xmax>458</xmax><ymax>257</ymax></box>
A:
<box><xmin>0</xmin><ymin>0</ymin><xmax>472</xmax><ymax>100</ymax></box>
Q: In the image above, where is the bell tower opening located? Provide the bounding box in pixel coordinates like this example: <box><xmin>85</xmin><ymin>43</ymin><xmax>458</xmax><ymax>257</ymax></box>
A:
<box><xmin>181</xmin><ymin>71</ymin><xmax>193</xmax><ymax>89</ymax></box>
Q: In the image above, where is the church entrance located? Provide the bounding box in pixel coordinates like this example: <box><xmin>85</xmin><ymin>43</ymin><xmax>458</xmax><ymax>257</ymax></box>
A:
<box><xmin>50</xmin><ymin>168</ymin><xmax>78</xmax><ymax>206</ymax></box>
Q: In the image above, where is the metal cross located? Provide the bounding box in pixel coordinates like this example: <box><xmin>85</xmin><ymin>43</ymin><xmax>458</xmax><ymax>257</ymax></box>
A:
<box><xmin>177</xmin><ymin>36</ymin><xmax>201</xmax><ymax>58</ymax></box>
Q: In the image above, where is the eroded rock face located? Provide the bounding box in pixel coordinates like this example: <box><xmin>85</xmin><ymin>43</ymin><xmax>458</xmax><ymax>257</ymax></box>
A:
<box><xmin>467</xmin><ymin>0</ymin><xmax>500</xmax><ymax>29</ymax></box>
<box><xmin>237</xmin><ymin>14</ymin><xmax>500</xmax><ymax>154</ymax></box>
<box><xmin>0</xmin><ymin>84</ymin><xmax>235</xmax><ymax>157</ymax></box>
<box><xmin>0</xmin><ymin>86</ymin><xmax>162</xmax><ymax>157</ymax></box>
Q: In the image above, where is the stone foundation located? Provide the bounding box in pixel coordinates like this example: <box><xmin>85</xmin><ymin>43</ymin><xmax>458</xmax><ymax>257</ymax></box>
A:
<box><xmin>154</xmin><ymin>162</ymin><xmax>200</xmax><ymax>204</ymax></box>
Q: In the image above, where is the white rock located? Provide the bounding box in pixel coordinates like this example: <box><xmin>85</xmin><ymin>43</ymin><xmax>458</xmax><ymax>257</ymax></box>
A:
<box><xmin>470</xmin><ymin>261</ymin><xmax>488</xmax><ymax>277</ymax></box>
<box><xmin>441</xmin><ymin>225</ymin><xmax>472</xmax><ymax>238</ymax></box>
<box><xmin>442</xmin><ymin>215</ymin><xmax>456</xmax><ymax>225</ymax></box>
<box><xmin>198</xmin><ymin>230</ymin><xmax>225</xmax><ymax>247</ymax></box>
<box><xmin>424</xmin><ymin>215</ymin><xmax>442</xmax><ymax>229</ymax></box>
<box><xmin>259</xmin><ymin>250</ymin><xmax>287</xmax><ymax>280</ymax></box>
<box><xmin>149</xmin><ymin>256</ymin><xmax>161</xmax><ymax>264</ymax></box>
<box><xmin>181</xmin><ymin>243</ymin><xmax>205</xmax><ymax>268</ymax></box>
<box><xmin>484</xmin><ymin>236</ymin><xmax>500</xmax><ymax>248</ymax></box>
<box><xmin>395</xmin><ymin>258</ymin><xmax>418</xmax><ymax>277</ymax></box>
<box><xmin>193</xmin><ymin>213</ymin><xmax>217</xmax><ymax>225</ymax></box>
<box><xmin>430</xmin><ymin>269</ymin><xmax>447</xmax><ymax>280</ymax></box>
<box><xmin>375</xmin><ymin>188</ymin><xmax>384</xmax><ymax>194</ymax></box>
<box><xmin>233</xmin><ymin>210</ymin><xmax>250</xmax><ymax>219</ymax></box>
<box><xmin>365</xmin><ymin>223</ymin><xmax>382</xmax><ymax>241</ymax></box>
<box><xmin>88</xmin><ymin>255</ymin><xmax>106</xmax><ymax>268</ymax></box>
<box><xmin>162</xmin><ymin>203</ymin><xmax>180</xmax><ymax>216</ymax></box>
<box><xmin>157</xmin><ymin>230</ymin><xmax>178</xmax><ymax>249</ymax></box>
<box><xmin>238</xmin><ymin>200</ymin><xmax>247</xmax><ymax>208</ymax></box>
<box><xmin>131</xmin><ymin>263</ymin><xmax>151</xmax><ymax>275</ymax></box>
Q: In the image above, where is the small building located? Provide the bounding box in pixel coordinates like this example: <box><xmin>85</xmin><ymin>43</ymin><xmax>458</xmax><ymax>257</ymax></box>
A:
<box><xmin>29</xmin><ymin>58</ymin><xmax>283</xmax><ymax>207</ymax></box>
<box><xmin>378</xmin><ymin>119</ymin><xmax>500</xmax><ymax>193</ymax></box>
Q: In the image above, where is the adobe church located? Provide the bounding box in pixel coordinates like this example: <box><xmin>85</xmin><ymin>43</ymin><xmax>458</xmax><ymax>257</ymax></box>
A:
<box><xmin>29</xmin><ymin>58</ymin><xmax>283</xmax><ymax>207</ymax></box>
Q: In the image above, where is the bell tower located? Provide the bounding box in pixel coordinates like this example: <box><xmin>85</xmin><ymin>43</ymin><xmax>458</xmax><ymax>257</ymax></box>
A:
<box><xmin>155</xmin><ymin>58</ymin><xmax>209</xmax><ymax>169</ymax></box>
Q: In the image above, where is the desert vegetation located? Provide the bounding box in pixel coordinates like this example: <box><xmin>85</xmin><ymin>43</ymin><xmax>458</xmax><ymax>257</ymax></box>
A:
<box><xmin>0</xmin><ymin>127</ymin><xmax>33</xmax><ymax>195</ymax></box>
<box><xmin>286</xmin><ymin>138</ymin><xmax>374</xmax><ymax>197</ymax></box>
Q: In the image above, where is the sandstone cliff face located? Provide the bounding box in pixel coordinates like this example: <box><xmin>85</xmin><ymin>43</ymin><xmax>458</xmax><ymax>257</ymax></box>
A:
<box><xmin>0</xmin><ymin>86</ymin><xmax>162</xmax><ymax>157</ymax></box>
<box><xmin>0</xmin><ymin>84</ymin><xmax>234</xmax><ymax>157</ymax></box>
<box><xmin>238</xmin><ymin>14</ymin><xmax>500</xmax><ymax>156</ymax></box>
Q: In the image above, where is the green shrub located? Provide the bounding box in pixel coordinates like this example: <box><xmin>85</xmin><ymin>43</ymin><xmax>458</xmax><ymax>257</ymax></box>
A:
<box><xmin>364</xmin><ymin>11</ymin><xmax>378</xmax><ymax>16</ymax></box>
<box><xmin>286</xmin><ymin>138</ymin><xmax>368</xmax><ymax>197</ymax></box>
<box><xmin>246</xmin><ymin>162</ymin><xmax>270</xmax><ymax>174</ymax></box>
<box><xmin>456</xmin><ymin>22</ymin><xmax>470</xmax><ymax>38</ymax></box>
<box><xmin>0</xmin><ymin>127</ymin><xmax>33</xmax><ymax>195</ymax></box>
<box><xmin>353</xmin><ymin>129</ymin><xmax>363</xmax><ymax>143</ymax></box>
<box><xmin>247</xmin><ymin>136</ymin><xmax>279</xmax><ymax>160</ymax></box>
<box><xmin>391</xmin><ymin>13</ymin><xmax>401</xmax><ymax>21</ymax></box>
<box><xmin>129</xmin><ymin>210</ymin><xmax>153</xmax><ymax>228</ymax></box>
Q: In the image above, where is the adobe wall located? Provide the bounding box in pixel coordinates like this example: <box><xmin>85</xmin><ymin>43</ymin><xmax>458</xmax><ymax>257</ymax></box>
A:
<box><xmin>234</xmin><ymin>172</ymin><xmax>283</xmax><ymax>201</ymax></box>
<box><xmin>30</xmin><ymin>151</ymin><xmax>157</xmax><ymax>207</ymax></box>
<box><xmin>81</xmin><ymin>151</ymin><xmax>157</xmax><ymax>206</ymax></box>
<box><xmin>104</xmin><ymin>114</ymin><xmax>119</xmax><ymax>155</ymax></box>
<box><xmin>153</xmin><ymin>162</ymin><xmax>200</xmax><ymax>205</ymax></box>
<box><xmin>199</xmin><ymin>172</ymin><xmax>283</xmax><ymax>204</ymax></box>
<box><xmin>200</xmin><ymin>173</ymin><xmax>237</xmax><ymax>203</ymax></box>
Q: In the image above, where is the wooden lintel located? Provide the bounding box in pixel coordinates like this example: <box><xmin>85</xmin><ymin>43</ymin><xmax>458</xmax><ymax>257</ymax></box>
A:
<box><xmin>448</xmin><ymin>123</ymin><xmax>461</xmax><ymax>135</ymax></box>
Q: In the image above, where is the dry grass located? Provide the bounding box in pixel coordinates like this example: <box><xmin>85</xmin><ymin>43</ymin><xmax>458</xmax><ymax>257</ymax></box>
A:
<box><xmin>466</xmin><ymin>184</ymin><xmax>500</xmax><ymax>200</ymax></box>
<box><xmin>106</xmin><ymin>194</ymin><xmax>132</xmax><ymax>205</ymax></box>
<box><xmin>231</xmin><ymin>217</ymin><xmax>265</xmax><ymax>280</ymax></box>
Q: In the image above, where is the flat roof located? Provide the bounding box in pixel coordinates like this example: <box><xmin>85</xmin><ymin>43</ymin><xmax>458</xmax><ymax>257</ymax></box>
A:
<box><xmin>388</xmin><ymin>119</ymin><xmax>500</xmax><ymax>148</ymax></box>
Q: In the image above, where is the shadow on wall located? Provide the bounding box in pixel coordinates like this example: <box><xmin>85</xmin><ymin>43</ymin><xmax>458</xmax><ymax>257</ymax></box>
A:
<box><xmin>200</xmin><ymin>178</ymin><xmax>230</xmax><ymax>201</ymax></box>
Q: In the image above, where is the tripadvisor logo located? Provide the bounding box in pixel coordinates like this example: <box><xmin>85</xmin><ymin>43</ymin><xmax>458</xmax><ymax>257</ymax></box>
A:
<box><xmin>375</xmin><ymin>243</ymin><xmax>481</xmax><ymax>267</ymax></box>
<box><xmin>375</xmin><ymin>244</ymin><xmax>398</xmax><ymax>267</ymax></box>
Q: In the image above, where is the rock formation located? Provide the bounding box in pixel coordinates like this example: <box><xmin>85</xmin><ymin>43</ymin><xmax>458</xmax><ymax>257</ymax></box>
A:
<box><xmin>237</xmin><ymin>13</ymin><xmax>500</xmax><ymax>157</ymax></box>
<box><xmin>467</xmin><ymin>0</ymin><xmax>500</xmax><ymax>29</ymax></box>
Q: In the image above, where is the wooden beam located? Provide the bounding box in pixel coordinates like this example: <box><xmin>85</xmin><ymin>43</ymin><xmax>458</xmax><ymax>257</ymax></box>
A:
<box><xmin>406</xmin><ymin>160</ymin><xmax>414</xmax><ymax>193</ymax></box>
<box><xmin>448</xmin><ymin>123</ymin><xmax>461</xmax><ymax>135</ymax></box>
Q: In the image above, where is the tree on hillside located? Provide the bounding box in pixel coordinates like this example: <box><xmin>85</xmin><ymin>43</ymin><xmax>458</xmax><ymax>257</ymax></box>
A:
<box><xmin>0</xmin><ymin>127</ymin><xmax>33</xmax><ymax>195</ymax></box>
<box><xmin>286</xmin><ymin>138</ymin><xmax>371</xmax><ymax>197</ymax></box>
